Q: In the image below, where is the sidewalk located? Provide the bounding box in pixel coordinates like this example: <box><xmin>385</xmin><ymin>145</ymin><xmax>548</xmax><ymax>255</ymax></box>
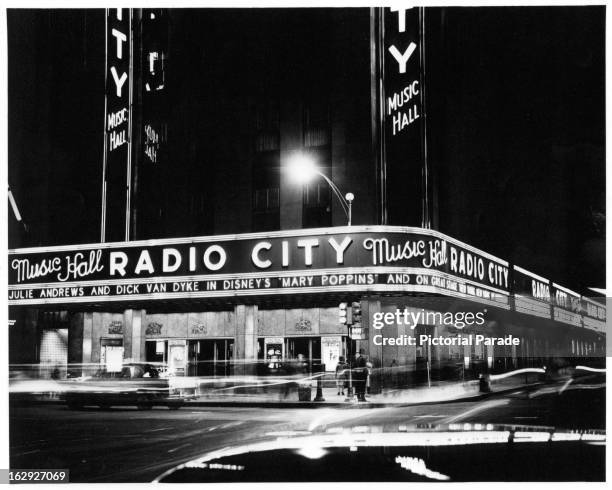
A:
<box><xmin>11</xmin><ymin>372</ymin><xmax>548</xmax><ymax>409</ymax></box>
<box><xmin>184</xmin><ymin>375</ymin><xmax>544</xmax><ymax>408</ymax></box>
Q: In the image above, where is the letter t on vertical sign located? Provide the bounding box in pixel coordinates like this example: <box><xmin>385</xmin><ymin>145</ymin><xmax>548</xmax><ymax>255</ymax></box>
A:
<box><xmin>101</xmin><ymin>8</ymin><xmax>133</xmax><ymax>243</ymax></box>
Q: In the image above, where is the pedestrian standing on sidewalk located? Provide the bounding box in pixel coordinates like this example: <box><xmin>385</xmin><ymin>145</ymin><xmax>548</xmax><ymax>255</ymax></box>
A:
<box><xmin>353</xmin><ymin>349</ymin><xmax>368</xmax><ymax>402</ymax></box>
<box><xmin>390</xmin><ymin>359</ymin><xmax>399</xmax><ymax>390</ymax></box>
<box><xmin>366</xmin><ymin>359</ymin><xmax>373</xmax><ymax>395</ymax></box>
<box><xmin>335</xmin><ymin>357</ymin><xmax>347</xmax><ymax>395</ymax></box>
<box><xmin>343</xmin><ymin>357</ymin><xmax>351</xmax><ymax>394</ymax></box>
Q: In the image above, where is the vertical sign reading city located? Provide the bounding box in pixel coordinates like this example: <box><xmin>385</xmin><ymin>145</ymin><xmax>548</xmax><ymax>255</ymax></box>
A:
<box><xmin>383</xmin><ymin>7</ymin><xmax>424</xmax><ymax>226</ymax></box>
<box><xmin>102</xmin><ymin>8</ymin><xmax>132</xmax><ymax>242</ymax></box>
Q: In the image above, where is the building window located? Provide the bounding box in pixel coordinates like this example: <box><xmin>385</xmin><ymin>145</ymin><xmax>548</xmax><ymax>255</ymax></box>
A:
<box><xmin>254</xmin><ymin>99</ymin><xmax>280</xmax><ymax>151</ymax></box>
<box><xmin>146</xmin><ymin>339</ymin><xmax>168</xmax><ymax>364</ymax></box>
<box><xmin>255</xmin><ymin>132</ymin><xmax>279</xmax><ymax>152</ymax></box>
<box><xmin>252</xmin><ymin>148</ymin><xmax>280</xmax><ymax>232</ymax></box>
<box><xmin>254</xmin><ymin>187</ymin><xmax>280</xmax><ymax>211</ymax></box>
<box><xmin>303</xmin><ymin>97</ymin><xmax>330</xmax><ymax>148</ymax></box>
<box><xmin>252</xmin><ymin>98</ymin><xmax>280</xmax><ymax>232</ymax></box>
<box><xmin>302</xmin><ymin>147</ymin><xmax>332</xmax><ymax>229</ymax></box>
<box><xmin>301</xmin><ymin>94</ymin><xmax>332</xmax><ymax>228</ymax></box>
<box><xmin>285</xmin><ymin>337</ymin><xmax>322</xmax><ymax>366</ymax></box>
<box><xmin>303</xmin><ymin>179</ymin><xmax>331</xmax><ymax>208</ymax></box>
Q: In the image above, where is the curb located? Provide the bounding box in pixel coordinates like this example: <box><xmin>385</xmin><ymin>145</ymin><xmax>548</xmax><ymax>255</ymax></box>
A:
<box><xmin>10</xmin><ymin>382</ymin><xmax>545</xmax><ymax>410</ymax></box>
<box><xmin>181</xmin><ymin>382</ymin><xmax>545</xmax><ymax>409</ymax></box>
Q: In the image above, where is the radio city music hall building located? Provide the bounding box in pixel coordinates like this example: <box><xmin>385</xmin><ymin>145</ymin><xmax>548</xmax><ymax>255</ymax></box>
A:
<box><xmin>7</xmin><ymin>8</ymin><xmax>606</xmax><ymax>389</ymax></box>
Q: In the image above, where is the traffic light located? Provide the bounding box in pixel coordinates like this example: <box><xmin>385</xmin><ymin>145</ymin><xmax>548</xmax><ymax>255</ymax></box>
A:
<box><xmin>339</xmin><ymin>302</ymin><xmax>348</xmax><ymax>324</ymax></box>
<box><xmin>351</xmin><ymin>301</ymin><xmax>362</xmax><ymax>324</ymax></box>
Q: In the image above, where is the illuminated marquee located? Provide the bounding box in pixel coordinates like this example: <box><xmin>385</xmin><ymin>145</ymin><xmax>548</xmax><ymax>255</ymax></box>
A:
<box><xmin>513</xmin><ymin>265</ymin><xmax>552</xmax><ymax>319</ymax></box>
<box><xmin>552</xmin><ymin>282</ymin><xmax>581</xmax><ymax>327</ymax></box>
<box><xmin>582</xmin><ymin>297</ymin><xmax>606</xmax><ymax>333</ymax></box>
<box><xmin>8</xmin><ymin>226</ymin><xmax>510</xmax><ymax>307</ymax></box>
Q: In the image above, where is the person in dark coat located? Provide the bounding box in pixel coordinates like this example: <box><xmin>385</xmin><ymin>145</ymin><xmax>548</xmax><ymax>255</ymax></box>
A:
<box><xmin>353</xmin><ymin>349</ymin><xmax>368</xmax><ymax>402</ymax></box>
<box><xmin>335</xmin><ymin>357</ymin><xmax>347</xmax><ymax>395</ymax></box>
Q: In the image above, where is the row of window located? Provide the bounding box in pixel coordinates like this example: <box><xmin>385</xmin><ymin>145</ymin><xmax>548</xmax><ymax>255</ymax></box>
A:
<box><xmin>252</xmin><ymin>182</ymin><xmax>332</xmax><ymax>230</ymax></box>
<box><xmin>253</xmin><ymin>180</ymin><xmax>331</xmax><ymax>211</ymax></box>
<box><xmin>178</xmin><ymin>98</ymin><xmax>334</xmax><ymax>232</ymax></box>
<box><xmin>253</xmin><ymin>93</ymin><xmax>331</xmax><ymax>231</ymax></box>
<box><xmin>252</xmin><ymin>98</ymin><xmax>330</xmax><ymax>133</ymax></box>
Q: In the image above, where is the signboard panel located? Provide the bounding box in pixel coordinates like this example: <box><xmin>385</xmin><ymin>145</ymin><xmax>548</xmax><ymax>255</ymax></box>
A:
<box><xmin>383</xmin><ymin>7</ymin><xmax>425</xmax><ymax>226</ymax></box>
<box><xmin>582</xmin><ymin>297</ymin><xmax>606</xmax><ymax>333</ymax></box>
<box><xmin>8</xmin><ymin>226</ymin><xmax>510</xmax><ymax>306</ymax></box>
<box><xmin>349</xmin><ymin>327</ymin><xmax>367</xmax><ymax>340</ymax></box>
<box><xmin>103</xmin><ymin>8</ymin><xmax>133</xmax><ymax>242</ymax></box>
<box><xmin>513</xmin><ymin>265</ymin><xmax>551</xmax><ymax>319</ymax></box>
<box><xmin>142</xmin><ymin>9</ymin><xmax>167</xmax><ymax>166</ymax></box>
<box><xmin>321</xmin><ymin>336</ymin><xmax>342</xmax><ymax>372</ymax></box>
<box><xmin>552</xmin><ymin>283</ymin><xmax>581</xmax><ymax>327</ymax></box>
<box><xmin>7</xmin><ymin>226</ymin><xmax>606</xmax><ymax>331</ymax></box>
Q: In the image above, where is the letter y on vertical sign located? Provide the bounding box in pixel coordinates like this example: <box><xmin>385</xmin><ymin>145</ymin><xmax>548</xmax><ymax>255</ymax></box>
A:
<box><xmin>388</xmin><ymin>43</ymin><xmax>417</xmax><ymax>74</ymax></box>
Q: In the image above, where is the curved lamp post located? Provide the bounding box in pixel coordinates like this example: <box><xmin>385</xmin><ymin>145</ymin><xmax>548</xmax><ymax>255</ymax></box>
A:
<box><xmin>287</xmin><ymin>154</ymin><xmax>354</xmax><ymax>226</ymax></box>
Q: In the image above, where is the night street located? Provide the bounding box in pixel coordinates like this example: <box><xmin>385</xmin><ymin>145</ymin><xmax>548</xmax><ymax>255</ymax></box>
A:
<box><xmin>5</xmin><ymin>5</ymin><xmax>606</xmax><ymax>484</ymax></box>
<box><xmin>9</xmin><ymin>377</ymin><xmax>605</xmax><ymax>482</ymax></box>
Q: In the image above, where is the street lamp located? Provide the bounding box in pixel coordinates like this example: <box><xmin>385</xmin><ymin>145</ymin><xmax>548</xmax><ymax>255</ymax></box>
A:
<box><xmin>345</xmin><ymin>192</ymin><xmax>354</xmax><ymax>227</ymax></box>
<box><xmin>287</xmin><ymin>153</ymin><xmax>354</xmax><ymax>226</ymax></box>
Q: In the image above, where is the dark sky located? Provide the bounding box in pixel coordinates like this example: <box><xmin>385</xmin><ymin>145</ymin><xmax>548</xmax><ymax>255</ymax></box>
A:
<box><xmin>426</xmin><ymin>7</ymin><xmax>605</xmax><ymax>291</ymax></box>
<box><xmin>8</xmin><ymin>10</ymin><xmax>105</xmax><ymax>246</ymax></box>
<box><xmin>7</xmin><ymin>7</ymin><xmax>605</xmax><ymax>291</ymax></box>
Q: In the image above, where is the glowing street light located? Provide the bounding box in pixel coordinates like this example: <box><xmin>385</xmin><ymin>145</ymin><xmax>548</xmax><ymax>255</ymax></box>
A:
<box><xmin>287</xmin><ymin>154</ymin><xmax>318</xmax><ymax>183</ymax></box>
<box><xmin>287</xmin><ymin>153</ymin><xmax>354</xmax><ymax>226</ymax></box>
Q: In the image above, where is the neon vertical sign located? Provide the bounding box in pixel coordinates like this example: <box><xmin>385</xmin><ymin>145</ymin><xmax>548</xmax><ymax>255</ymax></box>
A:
<box><xmin>101</xmin><ymin>8</ymin><xmax>133</xmax><ymax>242</ymax></box>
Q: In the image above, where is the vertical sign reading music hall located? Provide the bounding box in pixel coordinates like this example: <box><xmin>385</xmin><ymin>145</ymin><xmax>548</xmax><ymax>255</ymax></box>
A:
<box><xmin>102</xmin><ymin>8</ymin><xmax>133</xmax><ymax>242</ymax></box>
<box><xmin>382</xmin><ymin>7</ymin><xmax>425</xmax><ymax>226</ymax></box>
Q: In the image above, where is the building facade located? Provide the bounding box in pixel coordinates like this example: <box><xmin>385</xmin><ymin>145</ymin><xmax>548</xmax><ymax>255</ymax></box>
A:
<box><xmin>8</xmin><ymin>226</ymin><xmax>606</xmax><ymax>390</ymax></box>
<box><xmin>8</xmin><ymin>7</ymin><xmax>606</xmax><ymax>387</ymax></box>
